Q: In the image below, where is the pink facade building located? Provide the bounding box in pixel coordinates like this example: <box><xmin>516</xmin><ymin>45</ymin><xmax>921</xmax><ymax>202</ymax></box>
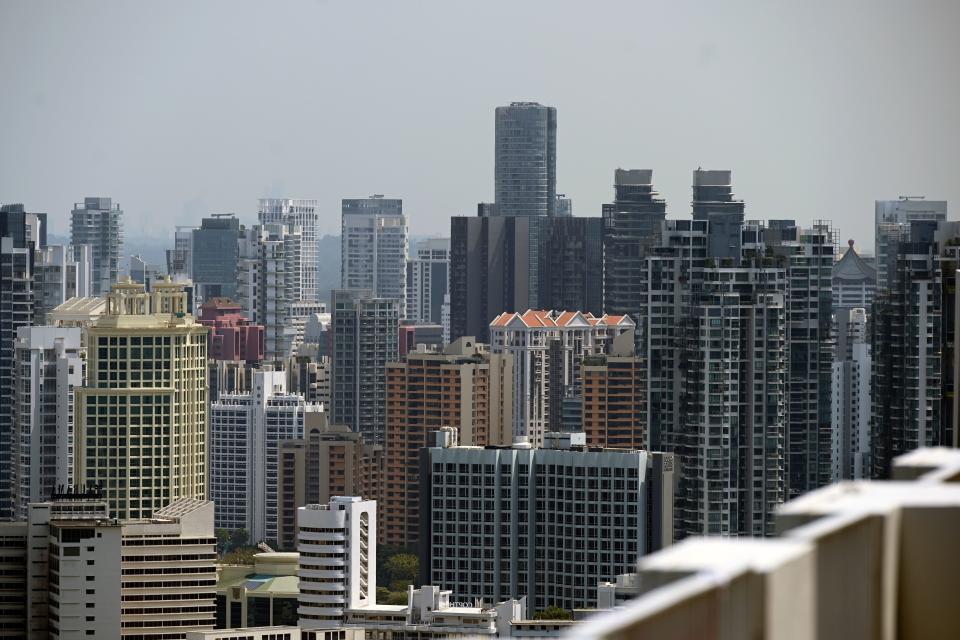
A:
<box><xmin>198</xmin><ymin>298</ymin><xmax>264</xmax><ymax>363</ymax></box>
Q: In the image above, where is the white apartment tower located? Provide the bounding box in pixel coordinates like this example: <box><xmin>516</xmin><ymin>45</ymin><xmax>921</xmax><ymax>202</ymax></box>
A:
<box><xmin>12</xmin><ymin>326</ymin><xmax>84</xmax><ymax>519</ymax></box>
<box><xmin>406</xmin><ymin>238</ymin><xmax>449</xmax><ymax>324</ymax></box>
<box><xmin>238</xmin><ymin>223</ymin><xmax>303</xmax><ymax>362</ymax></box>
<box><xmin>33</xmin><ymin>244</ymin><xmax>92</xmax><ymax>324</ymax></box>
<box><xmin>70</xmin><ymin>197</ymin><xmax>123</xmax><ymax>296</ymax></box>
<box><xmin>297</xmin><ymin>497</ymin><xmax>376</xmax><ymax>630</ymax></box>
<box><xmin>341</xmin><ymin>196</ymin><xmax>408</xmax><ymax>315</ymax></box>
<box><xmin>832</xmin><ymin>307</ymin><xmax>872</xmax><ymax>480</ymax></box>
<box><xmin>259</xmin><ymin>198</ymin><xmax>319</xmax><ymax>302</ymax></box>
<box><xmin>489</xmin><ymin>310</ymin><xmax>635</xmax><ymax>446</ymax></box>
<box><xmin>210</xmin><ymin>370</ymin><xmax>325</xmax><ymax>543</ymax></box>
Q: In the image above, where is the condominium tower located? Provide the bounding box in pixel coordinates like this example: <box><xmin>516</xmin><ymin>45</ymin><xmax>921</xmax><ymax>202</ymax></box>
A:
<box><xmin>210</xmin><ymin>369</ymin><xmax>323</xmax><ymax>544</ymax></box>
<box><xmin>259</xmin><ymin>198</ymin><xmax>319</xmax><ymax>302</ymax></box>
<box><xmin>331</xmin><ymin>289</ymin><xmax>399</xmax><ymax>444</ymax></box>
<box><xmin>70</xmin><ymin>196</ymin><xmax>123</xmax><ymax>295</ymax></box>
<box><xmin>11</xmin><ymin>326</ymin><xmax>84</xmax><ymax>519</ymax></box>
<box><xmin>341</xmin><ymin>196</ymin><xmax>408</xmax><ymax>315</ymax></box>
<box><xmin>75</xmin><ymin>279</ymin><xmax>208</xmax><ymax>520</ymax></box>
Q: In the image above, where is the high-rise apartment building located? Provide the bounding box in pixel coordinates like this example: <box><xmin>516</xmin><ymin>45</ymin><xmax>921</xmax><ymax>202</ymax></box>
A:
<box><xmin>691</xmin><ymin>169</ymin><xmax>745</xmax><ymax>259</ymax></box>
<box><xmin>0</xmin><ymin>204</ymin><xmax>46</xmax><ymax>517</ymax></box>
<box><xmin>420</xmin><ymin>430</ymin><xmax>675</xmax><ymax>612</ymax></box>
<box><xmin>676</xmin><ymin>264</ymin><xmax>787</xmax><ymax>537</ymax></box>
<box><xmin>297</xmin><ymin>497</ymin><xmax>377</xmax><ymax>631</ymax></box>
<box><xmin>489</xmin><ymin>310</ymin><xmax>634</xmax><ymax>446</ymax></box>
<box><xmin>874</xmin><ymin>197</ymin><xmax>947</xmax><ymax>292</ymax></box>
<box><xmin>237</xmin><ymin>223</ymin><xmax>302</xmax><ymax>362</ymax></box>
<box><xmin>75</xmin><ymin>279</ymin><xmax>208</xmax><ymax>520</ymax></box>
<box><xmin>494</xmin><ymin>102</ymin><xmax>557</xmax><ymax>218</ymax></box>
<box><xmin>70</xmin><ymin>196</ymin><xmax>123</xmax><ymax>296</ymax></box>
<box><xmin>581</xmin><ymin>330</ymin><xmax>648</xmax><ymax>450</ymax></box>
<box><xmin>11</xmin><ymin>326</ymin><xmax>84</xmax><ymax>519</ymax></box>
<box><xmin>538</xmin><ymin>216</ymin><xmax>605</xmax><ymax>316</ymax></box>
<box><xmin>259</xmin><ymin>199</ymin><xmax>319</xmax><ymax>302</ymax></box>
<box><xmin>871</xmin><ymin>220</ymin><xmax>952</xmax><ymax>478</ymax></box>
<box><xmin>331</xmin><ymin>290</ymin><xmax>399</xmax><ymax>444</ymax></box>
<box><xmin>602</xmin><ymin>169</ymin><xmax>668</xmax><ymax>321</ymax></box>
<box><xmin>765</xmin><ymin>221</ymin><xmax>836</xmax><ymax>498</ymax></box>
<box><xmin>192</xmin><ymin>214</ymin><xmax>240</xmax><ymax>303</ymax></box>
<box><xmin>286</xmin><ymin>355</ymin><xmax>332</xmax><ymax>407</ymax></box>
<box><xmin>383</xmin><ymin>337</ymin><xmax>513</xmax><ymax>548</ymax></box>
<box><xmin>449</xmin><ymin>215</ymin><xmax>544</xmax><ymax>342</ymax></box>
<box><xmin>831</xmin><ymin>307</ymin><xmax>872</xmax><ymax>480</ymax></box>
<box><xmin>166</xmin><ymin>225</ymin><xmax>196</xmax><ymax>278</ymax></box>
<box><xmin>32</xmin><ymin>244</ymin><xmax>92</xmax><ymax>324</ymax></box>
<box><xmin>341</xmin><ymin>196</ymin><xmax>408</xmax><ymax>315</ymax></box>
<box><xmin>406</xmin><ymin>237</ymin><xmax>449</xmax><ymax>325</ymax></box>
<box><xmin>833</xmin><ymin>240</ymin><xmax>876</xmax><ymax>310</ymax></box>
<box><xmin>197</xmin><ymin>297</ymin><xmax>264</xmax><ymax>364</ymax></box>
<box><xmin>276</xmin><ymin>416</ymin><xmax>383</xmax><ymax>551</ymax></box>
<box><xmin>209</xmin><ymin>370</ymin><xmax>323</xmax><ymax>544</ymax></box>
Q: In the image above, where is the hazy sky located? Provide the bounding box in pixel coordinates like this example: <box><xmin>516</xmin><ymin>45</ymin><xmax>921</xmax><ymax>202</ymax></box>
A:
<box><xmin>2</xmin><ymin>1</ymin><xmax>958</xmax><ymax>249</ymax></box>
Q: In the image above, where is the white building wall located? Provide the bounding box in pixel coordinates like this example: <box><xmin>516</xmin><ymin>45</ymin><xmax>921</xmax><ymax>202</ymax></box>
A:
<box><xmin>13</xmin><ymin>327</ymin><xmax>84</xmax><ymax>519</ymax></box>
<box><xmin>297</xmin><ymin>497</ymin><xmax>376</xmax><ymax>629</ymax></box>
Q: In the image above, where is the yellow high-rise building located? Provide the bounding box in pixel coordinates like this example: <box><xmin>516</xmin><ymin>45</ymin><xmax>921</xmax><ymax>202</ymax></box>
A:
<box><xmin>75</xmin><ymin>278</ymin><xmax>208</xmax><ymax>519</ymax></box>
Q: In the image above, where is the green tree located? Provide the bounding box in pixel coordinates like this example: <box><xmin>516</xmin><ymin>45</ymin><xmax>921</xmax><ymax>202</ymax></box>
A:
<box><xmin>216</xmin><ymin>529</ymin><xmax>231</xmax><ymax>556</ymax></box>
<box><xmin>533</xmin><ymin>606</ymin><xmax>573</xmax><ymax>620</ymax></box>
<box><xmin>229</xmin><ymin>528</ymin><xmax>249</xmax><ymax>550</ymax></box>
<box><xmin>384</xmin><ymin>553</ymin><xmax>418</xmax><ymax>586</ymax></box>
<box><xmin>222</xmin><ymin>546</ymin><xmax>258</xmax><ymax>565</ymax></box>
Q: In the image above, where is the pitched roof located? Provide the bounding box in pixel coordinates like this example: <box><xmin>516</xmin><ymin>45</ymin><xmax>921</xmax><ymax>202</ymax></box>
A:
<box><xmin>833</xmin><ymin>243</ymin><xmax>877</xmax><ymax>282</ymax></box>
<box><xmin>490</xmin><ymin>310</ymin><xmax>635</xmax><ymax>329</ymax></box>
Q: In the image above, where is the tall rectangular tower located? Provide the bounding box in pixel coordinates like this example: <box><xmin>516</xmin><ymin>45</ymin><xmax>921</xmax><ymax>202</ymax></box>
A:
<box><xmin>331</xmin><ymin>289</ymin><xmax>399</xmax><ymax>444</ymax></box>
<box><xmin>494</xmin><ymin>102</ymin><xmax>557</xmax><ymax>218</ymax></box>
<box><xmin>70</xmin><ymin>196</ymin><xmax>123</xmax><ymax>296</ymax></box>
<box><xmin>341</xmin><ymin>196</ymin><xmax>408</xmax><ymax>315</ymax></box>
<box><xmin>259</xmin><ymin>198</ymin><xmax>319</xmax><ymax>302</ymax></box>
<box><xmin>192</xmin><ymin>214</ymin><xmax>241</xmax><ymax>302</ymax></box>
<box><xmin>75</xmin><ymin>279</ymin><xmax>208</xmax><ymax>520</ymax></box>
<box><xmin>406</xmin><ymin>237</ymin><xmax>449</xmax><ymax>325</ymax></box>
<box><xmin>0</xmin><ymin>204</ymin><xmax>46</xmax><ymax>517</ymax></box>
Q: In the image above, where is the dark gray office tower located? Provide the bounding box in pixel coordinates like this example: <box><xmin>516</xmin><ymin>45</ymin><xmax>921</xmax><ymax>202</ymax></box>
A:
<box><xmin>70</xmin><ymin>197</ymin><xmax>122</xmax><ymax>295</ymax></box>
<box><xmin>692</xmin><ymin>169</ymin><xmax>745</xmax><ymax>260</ymax></box>
<box><xmin>331</xmin><ymin>289</ymin><xmax>399</xmax><ymax>444</ymax></box>
<box><xmin>494</xmin><ymin>102</ymin><xmax>557</xmax><ymax>218</ymax></box>
<box><xmin>602</xmin><ymin>169</ymin><xmax>667</xmax><ymax>320</ymax></box>
<box><xmin>192</xmin><ymin>214</ymin><xmax>240</xmax><ymax>302</ymax></box>
<box><xmin>449</xmin><ymin>215</ymin><xmax>542</xmax><ymax>343</ymax></box>
<box><xmin>0</xmin><ymin>204</ymin><xmax>46</xmax><ymax>517</ymax></box>
<box><xmin>539</xmin><ymin>216</ymin><xmax>604</xmax><ymax>316</ymax></box>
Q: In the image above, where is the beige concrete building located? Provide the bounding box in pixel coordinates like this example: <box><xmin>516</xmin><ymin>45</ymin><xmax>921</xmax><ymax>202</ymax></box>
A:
<box><xmin>75</xmin><ymin>279</ymin><xmax>208</xmax><ymax>520</ymax></box>
<box><xmin>0</xmin><ymin>496</ymin><xmax>216</xmax><ymax>639</ymax></box>
<box><xmin>383</xmin><ymin>337</ymin><xmax>513</xmax><ymax>548</ymax></box>
<box><xmin>277</xmin><ymin>415</ymin><xmax>383</xmax><ymax>551</ymax></box>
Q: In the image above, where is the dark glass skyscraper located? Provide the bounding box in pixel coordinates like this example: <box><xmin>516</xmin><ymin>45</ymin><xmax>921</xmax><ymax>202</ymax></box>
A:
<box><xmin>494</xmin><ymin>102</ymin><xmax>557</xmax><ymax>218</ymax></box>
<box><xmin>539</xmin><ymin>216</ymin><xmax>604</xmax><ymax>316</ymax></box>
<box><xmin>602</xmin><ymin>169</ymin><xmax>667</xmax><ymax>321</ymax></box>
<box><xmin>192</xmin><ymin>214</ymin><xmax>240</xmax><ymax>302</ymax></box>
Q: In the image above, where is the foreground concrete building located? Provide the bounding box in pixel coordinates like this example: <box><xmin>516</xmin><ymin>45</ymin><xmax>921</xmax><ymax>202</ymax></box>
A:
<box><xmin>583</xmin><ymin>447</ymin><xmax>960</xmax><ymax>640</ymax></box>
<box><xmin>0</xmin><ymin>496</ymin><xmax>216</xmax><ymax>639</ymax></box>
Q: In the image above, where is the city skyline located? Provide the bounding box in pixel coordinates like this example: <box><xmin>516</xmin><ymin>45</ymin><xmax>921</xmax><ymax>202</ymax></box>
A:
<box><xmin>2</xmin><ymin>1</ymin><xmax>958</xmax><ymax>243</ymax></box>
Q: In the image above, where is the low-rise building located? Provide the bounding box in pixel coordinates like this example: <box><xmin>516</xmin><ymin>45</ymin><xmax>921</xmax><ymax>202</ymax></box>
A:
<box><xmin>217</xmin><ymin>553</ymin><xmax>299</xmax><ymax>629</ymax></box>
